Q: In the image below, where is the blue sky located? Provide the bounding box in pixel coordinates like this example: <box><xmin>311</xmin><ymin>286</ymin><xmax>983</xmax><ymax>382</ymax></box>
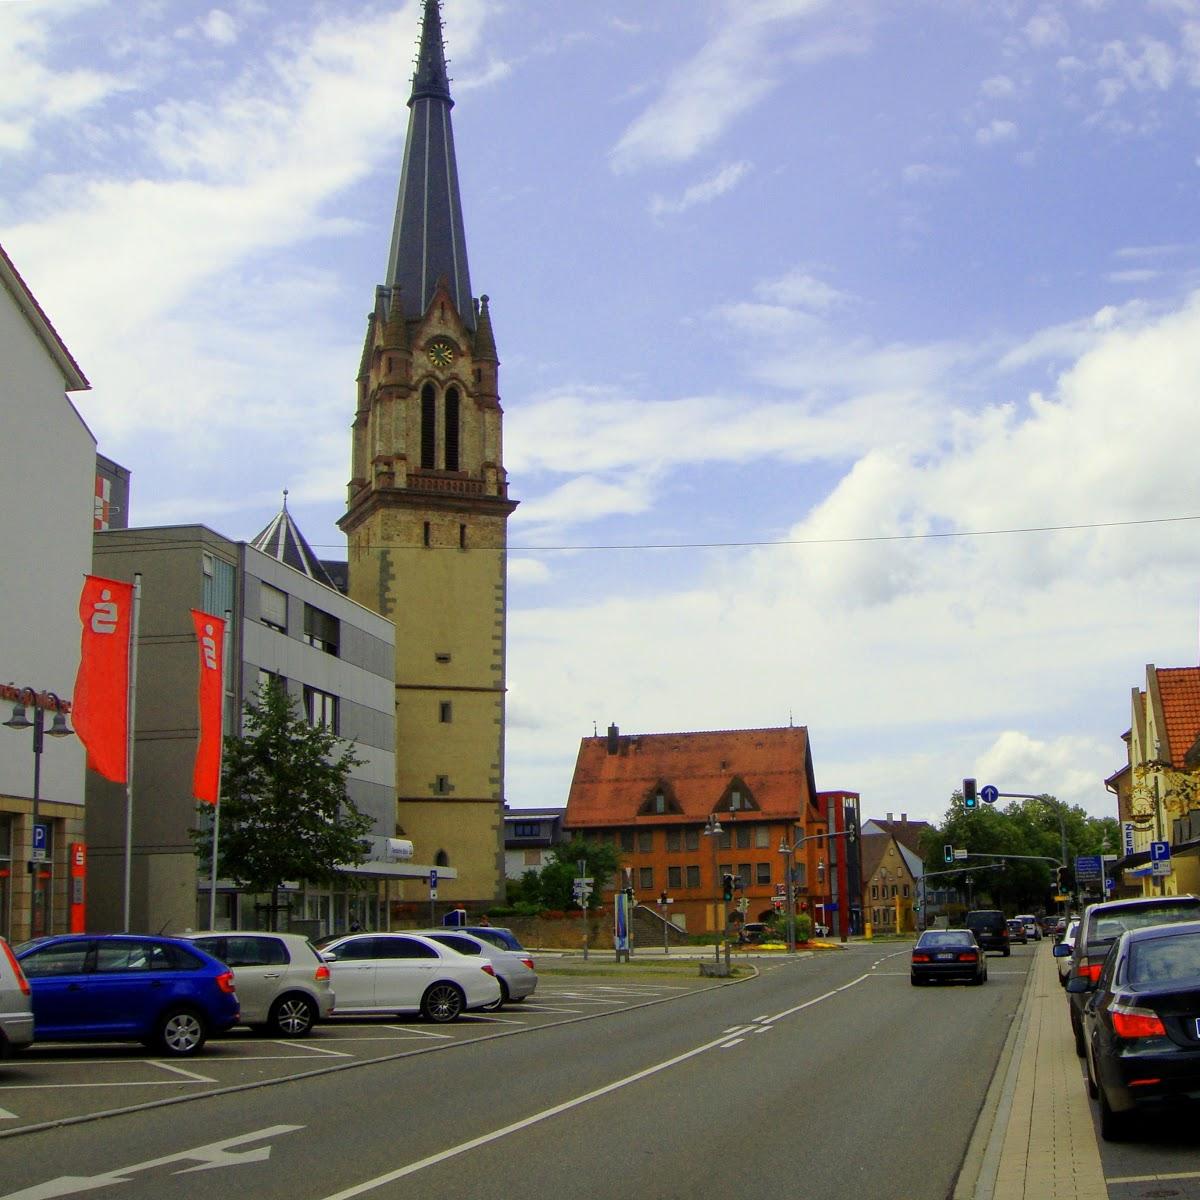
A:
<box><xmin>5</xmin><ymin>0</ymin><xmax>1200</xmax><ymax>822</ymax></box>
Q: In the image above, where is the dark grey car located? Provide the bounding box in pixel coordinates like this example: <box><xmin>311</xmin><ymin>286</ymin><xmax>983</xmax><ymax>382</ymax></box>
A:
<box><xmin>0</xmin><ymin>936</ymin><xmax>33</xmax><ymax>1056</ymax></box>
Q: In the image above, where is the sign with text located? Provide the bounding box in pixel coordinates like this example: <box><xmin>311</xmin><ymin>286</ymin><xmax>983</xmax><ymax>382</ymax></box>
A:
<box><xmin>1075</xmin><ymin>855</ymin><xmax>1102</xmax><ymax>882</ymax></box>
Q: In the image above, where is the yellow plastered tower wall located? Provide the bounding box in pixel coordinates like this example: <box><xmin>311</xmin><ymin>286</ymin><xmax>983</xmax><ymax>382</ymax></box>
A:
<box><xmin>338</xmin><ymin>1</ymin><xmax>517</xmax><ymax>905</ymax></box>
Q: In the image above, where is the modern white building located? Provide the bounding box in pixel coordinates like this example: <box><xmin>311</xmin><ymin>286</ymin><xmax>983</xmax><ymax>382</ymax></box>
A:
<box><xmin>0</xmin><ymin>243</ymin><xmax>94</xmax><ymax>941</ymax></box>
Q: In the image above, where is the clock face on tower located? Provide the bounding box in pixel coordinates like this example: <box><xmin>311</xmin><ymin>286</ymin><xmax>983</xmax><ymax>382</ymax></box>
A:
<box><xmin>427</xmin><ymin>339</ymin><xmax>455</xmax><ymax>367</ymax></box>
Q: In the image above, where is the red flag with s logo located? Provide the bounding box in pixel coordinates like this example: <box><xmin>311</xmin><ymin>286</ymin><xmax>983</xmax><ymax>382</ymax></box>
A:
<box><xmin>73</xmin><ymin>575</ymin><xmax>134</xmax><ymax>782</ymax></box>
<box><xmin>190</xmin><ymin>610</ymin><xmax>226</xmax><ymax>805</ymax></box>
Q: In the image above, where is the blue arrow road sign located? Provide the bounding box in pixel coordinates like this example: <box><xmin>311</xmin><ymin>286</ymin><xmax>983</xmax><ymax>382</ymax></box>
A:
<box><xmin>1150</xmin><ymin>841</ymin><xmax>1171</xmax><ymax>863</ymax></box>
<box><xmin>980</xmin><ymin>785</ymin><xmax>999</xmax><ymax>805</ymax></box>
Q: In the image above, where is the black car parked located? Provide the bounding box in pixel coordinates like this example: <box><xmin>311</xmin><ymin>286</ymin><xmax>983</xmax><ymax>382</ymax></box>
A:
<box><xmin>965</xmin><ymin>909</ymin><xmax>1010</xmax><ymax>956</ymax></box>
<box><xmin>1073</xmin><ymin>919</ymin><xmax>1200</xmax><ymax>1141</ymax></box>
<box><xmin>1059</xmin><ymin>894</ymin><xmax>1200</xmax><ymax>1057</ymax></box>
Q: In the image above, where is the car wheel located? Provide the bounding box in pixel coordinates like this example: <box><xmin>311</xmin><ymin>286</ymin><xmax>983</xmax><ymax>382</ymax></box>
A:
<box><xmin>1099</xmin><ymin>1082</ymin><xmax>1131</xmax><ymax>1142</ymax></box>
<box><xmin>154</xmin><ymin>1008</ymin><xmax>208</xmax><ymax>1057</ymax></box>
<box><xmin>1072</xmin><ymin>1012</ymin><xmax>1086</xmax><ymax>1058</ymax></box>
<box><xmin>1003</xmin><ymin>948</ymin><xmax>1011</xmax><ymax>957</ymax></box>
<box><xmin>421</xmin><ymin>982</ymin><xmax>465</xmax><ymax>1024</ymax></box>
<box><xmin>910</xmin><ymin>974</ymin><xmax>923</xmax><ymax>986</ymax></box>
<box><xmin>479</xmin><ymin>979</ymin><xmax>509</xmax><ymax>1012</ymax></box>
<box><xmin>269</xmin><ymin>994</ymin><xmax>317</xmax><ymax>1037</ymax></box>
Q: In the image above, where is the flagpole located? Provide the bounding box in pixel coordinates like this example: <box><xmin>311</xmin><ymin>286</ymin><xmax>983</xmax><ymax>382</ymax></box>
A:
<box><xmin>122</xmin><ymin>573</ymin><xmax>142</xmax><ymax>933</ymax></box>
<box><xmin>207</xmin><ymin>609</ymin><xmax>230</xmax><ymax>930</ymax></box>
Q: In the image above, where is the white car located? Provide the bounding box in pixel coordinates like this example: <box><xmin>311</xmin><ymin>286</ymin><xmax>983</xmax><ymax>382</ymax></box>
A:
<box><xmin>412</xmin><ymin>929</ymin><xmax>537</xmax><ymax>1008</ymax></box>
<box><xmin>315</xmin><ymin>932</ymin><xmax>501</xmax><ymax>1022</ymax></box>
<box><xmin>181</xmin><ymin>931</ymin><xmax>334</xmax><ymax>1036</ymax></box>
<box><xmin>1014</xmin><ymin>914</ymin><xmax>1043</xmax><ymax>941</ymax></box>
<box><xmin>0</xmin><ymin>936</ymin><xmax>33</xmax><ymax>1057</ymax></box>
<box><xmin>1055</xmin><ymin>919</ymin><xmax>1080</xmax><ymax>987</ymax></box>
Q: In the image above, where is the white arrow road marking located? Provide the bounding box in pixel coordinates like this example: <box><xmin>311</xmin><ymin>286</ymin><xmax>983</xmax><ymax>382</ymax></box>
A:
<box><xmin>0</xmin><ymin>1107</ymin><xmax>17</xmax><ymax>1120</ymax></box>
<box><xmin>0</xmin><ymin>1124</ymin><xmax>304</xmax><ymax>1200</ymax></box>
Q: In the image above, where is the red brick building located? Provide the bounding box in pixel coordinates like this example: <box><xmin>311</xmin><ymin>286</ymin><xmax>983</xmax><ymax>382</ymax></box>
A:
<box><xmin>564</xmin><ymin>725</ymin><xmax>829</xmax><ymax>934</ymax></box>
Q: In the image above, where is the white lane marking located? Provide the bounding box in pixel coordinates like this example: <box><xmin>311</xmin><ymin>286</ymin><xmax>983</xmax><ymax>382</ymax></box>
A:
<box><xmin>0</xmin><ymin>1082</ymin><xmax>218</xmax><ymax>1092</ymax></box>
<box><xmin>318</xmin><ymin>975</ymin><xmax>869</xmax><ymax>1199</ymax></box>
<box><xmin>503</xmin><ymin>1006</ymin><xmax>583</xmax><ymax>1015</ymax></box>
<box><xmin>149</xmin><ymin>1062</ymin><xmax>215</xmax><ymax>1083</ymax></box>
<box><xmin>271</xmin><ymin>1042</ymin><xmax>352</xmax><ymax>1057</ymax></box>
<box><xmin>0</xmin><ymin>1124</ymin><xmax>304</xmax><ymax>1200</ymax></box>
<box><xmin>750</xmin><ymin>1026</ymin><xmax>773</xmax><ymax>1035</ymax></box>
<box><xmin>720</xmin><ymin>1039</ymin><xmax>744</xmax><ymax>1049</ymax></box>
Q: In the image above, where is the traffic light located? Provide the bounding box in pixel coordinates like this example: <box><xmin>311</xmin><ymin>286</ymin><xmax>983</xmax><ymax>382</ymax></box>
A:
<box><xmin>963</xmin><ymin>778</ymin><xmax>977</xmax><ymax>809</ymax></box>
<box><xmin>944</xmin><ymin>844</ymin><xmax>954</xmax><ymax>864</ymax></box>
<box><xmin>722</xmin><ymin>873</ymin><xmax>735</xmax><ymax>902</ymax></box>
<box><xmin>659</xmin><ymin>890</ymin><xmax>668</xmax><ymax>906</ymax></box>
<box><xmin>1056</xmin><ymin>865</ymin><xmax>1074</xmax><ymax>892</ymax></box>
<box><xmin>624</xmin><ymin>886</ymin><xmax>635</xmax><ymax>902</ymax></box>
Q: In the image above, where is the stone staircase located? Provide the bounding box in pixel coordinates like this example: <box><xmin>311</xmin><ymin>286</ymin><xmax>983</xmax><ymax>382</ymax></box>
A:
<box><xmin>631</xmin><ymin>903</ymin><xmax>689</xmax><ymax>949</ymax></box>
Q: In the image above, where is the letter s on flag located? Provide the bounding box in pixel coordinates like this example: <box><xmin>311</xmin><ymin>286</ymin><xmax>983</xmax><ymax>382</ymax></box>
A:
<box><xmin>190</xmin><ymin>610</ymin><xmax>226</xmax><ymax>805</ymax></box>
<box><xmin>73</xmin><ymin>575</ymin><xmax>134</xmax><ymax>783</ymax></box>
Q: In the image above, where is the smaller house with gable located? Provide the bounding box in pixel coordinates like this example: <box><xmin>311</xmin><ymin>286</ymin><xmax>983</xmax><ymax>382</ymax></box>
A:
<box><xmin>564</xmin><ymin>724</ymin><xmax>830</xmax><ymax>935</ymax></box>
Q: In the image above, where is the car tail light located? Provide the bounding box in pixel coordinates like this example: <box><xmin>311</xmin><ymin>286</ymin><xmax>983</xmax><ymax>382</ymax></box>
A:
<box><xmin>958</xmin><ymin>951</ymin><xmax>979</xmax><ymax>962</ymax></box>
<box><xmin>1079</xmin><ymin>961</ymin><xmax>1103</xmax><ymax>984</ymax></box>
<box><xmin>520</xmin><ymin>958</ymin><xmax>535</xmax><ymax>970</ymax></box>
<box><xmin>2</xmin><ymin>942</ymin><xmax>30</xmax><ymax>997</ymax></box>
<box><xmin>1001</xmin><ymin>928</ymin><xmax>1009</xmax><ymax>939</ymax></box>
<box><xmin>1111</xmin><ymin>1003</ymin><xmax>1167</xmax><ymax>1039</ymax></box>
<box><xmin>216</xmin><ymin>970</ymin><xmax>237</xmax><ymax>994</ymax></box>
<box><xmin>1128</xmin><ymin>1078</ymin><xmax>1163</xmax><ymax>1087</ymax></box>
<box><xmin>911</xmin><ymin>953</ymin><xmax>931</xmax><ymax>963</ymax></box>
<box><xmin>314</xmin><ymin>963</ymin><xmax>331</xmax><ymax>982</ymax></box>
<box><xmin>481</xmin><ymin>964</ymin><xmax>497</xmax><ymax>976</ymax></box>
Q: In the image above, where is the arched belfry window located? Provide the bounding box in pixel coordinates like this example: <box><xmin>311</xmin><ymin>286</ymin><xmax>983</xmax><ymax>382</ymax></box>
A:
<box><xmin>420</xmin><ymin>383</ymin><xmax>436</xmax><ymax>470</ymax></box>
<box><xmin>444</xmin><ymin>386</ymin><xmax>460</xmax><ymax>472</ymax></box>
<box><xmin>435</xmin><ymin>849</ymin><xmax>449</xmax><ymax>867</ymax></box>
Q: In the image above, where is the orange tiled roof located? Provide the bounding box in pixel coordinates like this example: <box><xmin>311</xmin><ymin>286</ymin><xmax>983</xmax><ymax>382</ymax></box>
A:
<box><xmin>564</xmin><ymin>726</ymin><xmax>816</xmax><ymax>826</ymax></box>
<box><xmin>1155</xmin><ymin>667</ymin><xmax>1200</xmax><ymax>767</ymax></box>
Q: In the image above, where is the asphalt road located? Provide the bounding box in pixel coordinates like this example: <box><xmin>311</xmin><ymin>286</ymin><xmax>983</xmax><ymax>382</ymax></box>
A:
<box><xmin>0</xmin><ymin>943</ymin><xmax>1033</xmax><ymax>1200</ymax></box>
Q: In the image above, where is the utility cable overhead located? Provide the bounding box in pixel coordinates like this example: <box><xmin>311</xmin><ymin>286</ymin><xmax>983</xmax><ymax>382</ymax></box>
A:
<box><xmin>306</xmin><ymin>512</ymin><xmax>1200</xmax><ymax>554</ymax></box>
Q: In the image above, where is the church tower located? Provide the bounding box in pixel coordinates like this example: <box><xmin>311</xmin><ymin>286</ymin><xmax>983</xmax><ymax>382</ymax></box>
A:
<box><xmin>340</xmin><ymin>0</ymin><xmax>516</xmax><ymax>904</ymax></box>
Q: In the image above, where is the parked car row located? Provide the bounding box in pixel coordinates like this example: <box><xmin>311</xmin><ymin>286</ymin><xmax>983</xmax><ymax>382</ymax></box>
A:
<box><xmin>1055</xmin><ymin>894</ymin><xmax>1200</xmax><ymax>1141</ymax></box>
<box><xmin>1</xmin><ymin>926</ymin><xmax>536</xmax><ymax>1059</ymax></box>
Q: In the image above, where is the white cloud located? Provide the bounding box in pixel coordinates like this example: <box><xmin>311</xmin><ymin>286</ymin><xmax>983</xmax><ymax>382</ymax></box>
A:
<box><xmin>648</xmin><ymin>161</ymin><xmax>751</xmax><ymax>216</ymax></box>
<box><xmin>201</xmin><ymin>9</ymin><xmax>237</xmax><ymax>45</ymax></box>
<box><xmin>755</xmin><ymin>268</ymin><xmax>852</xmax><ymax>311</ymax></box>
<box><xmin>975</xmin><ymin>118</ymin><xmax>1018</xmax><ymax>145</ymax></box>
<box><xmin>1026</xmin><ymin>9</ymin><xmax>1070</xmax><ymax>50</ymax></box>
<box><xmin>980</xmin><ymin>74</ymin><xmax>1017</xmax><ymax>99</ymax></box>
<box><xmin>901</xmin><ymin>162</ymin><xmax>960</xmax><ymax>187</ymax></box>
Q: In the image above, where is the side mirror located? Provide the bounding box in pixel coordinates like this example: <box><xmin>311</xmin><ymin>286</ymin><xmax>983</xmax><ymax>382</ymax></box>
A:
<box><xmin>1051</xmin><ymin>942</ymin><xmax>1072</xmax><ymax>958</ymax></box>
<box><xmin>1066</xmin><ymin>975</ymin><xmax>1094</xmax><ymax>994</ymax></box>
<box><xmin>321</xmin><ymin>951</ymin><xmax>338</xmax><ymax>962</ymax></box>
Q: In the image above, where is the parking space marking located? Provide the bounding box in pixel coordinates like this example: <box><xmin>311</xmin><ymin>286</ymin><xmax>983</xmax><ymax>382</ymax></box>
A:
<box><xmin>271</xmin><ymin>1042</ymin><xmax>352</xmax><ymax>1057</ymax></box>
<box><xmin>151</xmin><ymin>1062</ymin><xmax>215</xmax><ymax>1083</ymax></box>
<box><xmin>0</xmin><ymin>1108</ymin><xmax>17</xmax><ymax>1120</ymax></box>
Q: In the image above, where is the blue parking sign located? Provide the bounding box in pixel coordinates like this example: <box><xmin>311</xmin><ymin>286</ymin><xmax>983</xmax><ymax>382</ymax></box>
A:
<box><xmin>1150</xmin><ymin>841</ymin><xmax>1171</xmax><ymax>863</ymax></box>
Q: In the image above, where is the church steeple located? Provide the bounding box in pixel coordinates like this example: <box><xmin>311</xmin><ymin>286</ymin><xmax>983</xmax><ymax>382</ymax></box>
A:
<box><xmin>385</xmin><ymin>0</ymin><xmax>474</xmax><ymax>331</ymax></box>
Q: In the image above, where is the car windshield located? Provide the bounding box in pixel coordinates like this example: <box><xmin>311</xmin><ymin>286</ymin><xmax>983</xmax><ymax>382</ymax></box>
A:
<box><xmin>1092</xmin><ymin>903</ymin><xmax>1200</xmax><ymax>943</ymax></box>
<box><xmin>918</xmin><ymin>931</ymin><xmax>972</xmax><ymax>948</ymax></box>
<box><xmin>1129</xmin><ymin>932</ymin><xmax>1200</xmax><ymax>986</ymax></box>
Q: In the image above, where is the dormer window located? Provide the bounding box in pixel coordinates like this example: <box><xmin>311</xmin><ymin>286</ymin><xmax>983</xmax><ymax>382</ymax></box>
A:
<box><xmin>654</xmin><ymin>792</ymin><xmax>666</xmax><ymax>814</ymax></box>
<box><xmin>716</xmin><ymin>777</ymin><xmax>759</xmax><ymax>814</ymax></box>
<box><xmin>638</xmin><ymin>781</ymin><xmax>681</xmax><ymax>817</ymax></box>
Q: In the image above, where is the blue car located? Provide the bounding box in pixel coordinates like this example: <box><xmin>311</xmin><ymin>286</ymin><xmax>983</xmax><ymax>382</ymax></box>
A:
<box><xmin>15</xmin><ymin>934</ymin><xmax>240</xmax><ymax>1057</ymax></box>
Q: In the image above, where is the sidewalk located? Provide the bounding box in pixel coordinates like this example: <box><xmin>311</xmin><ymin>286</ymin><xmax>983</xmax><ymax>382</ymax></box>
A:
<box><xmin>957</xmin><ymin>942</ymin><xmax>1108</xmax><ymax>1200</ymax></box>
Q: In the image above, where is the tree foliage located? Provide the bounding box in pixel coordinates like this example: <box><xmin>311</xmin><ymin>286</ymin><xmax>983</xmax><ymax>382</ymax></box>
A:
<box><xmin>196</xmin><ymin>681</ymin><xmax>373</xmax><ymax>925</ymax></box>
<box><xmin>919</xmin><ymin>791</ymin><xmax>1120</xmax><ymax>912</ymax></box>
<box><xmin>519</xmin><ymin>837</ymin><xmax>624</xmax><ymax>912</ymax></box>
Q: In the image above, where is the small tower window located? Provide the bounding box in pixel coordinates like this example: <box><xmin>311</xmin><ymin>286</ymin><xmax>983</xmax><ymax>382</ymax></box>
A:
<box><xmin>440</xmin><ymin>701</ymin><xmax>452</xmax><ymax>723</ymax></box>
<box><xmin>420</xmin><ymin>383</ymin><xmax>436</xmax><ymax>469</ymax></box>
<box><xmin>445</xmin><ymin>386</ymin><xmax>460</xmax><ymax>471</ymax></box>
<box><xmin>459</xmin><ymin>523</ymin><xmax>466</xmax><ymax>549</ymax></box>
<box><xmin>423</xmin><ymin>521</ymin><xmax>431</xmax><ymax>547</ymax></box>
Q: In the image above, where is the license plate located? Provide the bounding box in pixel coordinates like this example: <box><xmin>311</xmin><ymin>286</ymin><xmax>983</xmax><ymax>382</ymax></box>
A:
<box><xmin>936</xmin><ymin>953</ymin><xmax>955</xmax><ymax>961</ymax></box>
<box><xmin>1194</xmin><ymin>1017</ymin><xmax>1200</xmax><ymax>1040</ymax></box>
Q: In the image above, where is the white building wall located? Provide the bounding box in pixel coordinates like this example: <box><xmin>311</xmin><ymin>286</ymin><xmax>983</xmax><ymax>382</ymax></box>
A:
<box><xmin>0</xmin><ymin>263</ymin><xmax>93</xmax><ymax>811</ymax></box>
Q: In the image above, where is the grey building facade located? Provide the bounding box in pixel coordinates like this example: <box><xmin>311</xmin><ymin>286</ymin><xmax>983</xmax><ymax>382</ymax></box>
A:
<box><xmin>86</xmin><ymin>521</ymin><xmax>410</xmax><ymax>935</ymax></box>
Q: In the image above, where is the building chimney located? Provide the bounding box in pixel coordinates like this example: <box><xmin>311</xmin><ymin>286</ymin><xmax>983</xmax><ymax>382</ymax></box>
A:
<box><xmin>886</xmin><ymin>812</ymin><xmax>893</xmax><ymax>822</ymax></box>
<box><xmin>900</xmin><ymin>813</ymin><xmax>907</xmax><ymax>823</ymax></box>
<box><xmin>607</xmin><ymin>724</ymin><xmax>619</xmax><ymax>755</ymax></box>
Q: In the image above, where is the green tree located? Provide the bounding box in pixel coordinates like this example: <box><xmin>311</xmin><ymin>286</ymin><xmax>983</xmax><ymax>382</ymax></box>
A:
<box><xmin>537</xmin><ymin>837</ymin><xmax>624</xmax><ymax>911</ymax></box>
<box><xmin>197</xmin><ymin>681</ymin><xmax>373</xmax><ymax>928</ymax></box>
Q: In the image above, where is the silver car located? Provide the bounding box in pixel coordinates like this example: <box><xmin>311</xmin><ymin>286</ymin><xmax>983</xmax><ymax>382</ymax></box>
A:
<box><xmin>1055</xmin><ymin>919</ymin><xmax>1079</xmax><ymax>987</ymax></box>
<box><xmin>0</xmin><ymin>936</ymin><xmax>33</xmax><ymax>1056</ymax></box>
<box><xmin>181</xmin><ymin>931</ymin><xmax>333</xmax><ymax>1037</ymax></box>
<box><xmin>413</xmin><ymin>930</ymin><xmax>537</xmax><ymax>1009</ymax></box>
<box><xmin>316</xmin><ymin>932</ymin><xmax>501</xmax><ymax>1022</ymax></box>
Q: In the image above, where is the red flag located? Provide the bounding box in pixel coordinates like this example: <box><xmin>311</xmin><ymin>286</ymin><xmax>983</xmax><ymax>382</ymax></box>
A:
<box><xmin>191</xmin><ymin>611</ymin><xmax>226</xmax><ymax>804</ymax></box>
<box><xmin>73</xmin><ymin>575</ymin><xmax>135</xmax><ymax>782</ymax></box>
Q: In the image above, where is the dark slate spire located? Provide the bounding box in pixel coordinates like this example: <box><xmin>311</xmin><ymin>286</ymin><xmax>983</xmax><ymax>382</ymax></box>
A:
<box><xmin>385</xmin><ymin>0</ymin><xmax>475</xmax><ymax>330</ymax></box>
<box><xmin>251</xmin><ymin>490</ymin><xmax>338</xmax><ymax>590</ymax></box>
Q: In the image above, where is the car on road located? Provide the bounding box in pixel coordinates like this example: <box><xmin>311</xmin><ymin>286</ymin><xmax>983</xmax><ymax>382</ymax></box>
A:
<box><xmin>315</xmin><ymin>932</ymin><xmax>501</xmax><ymax>1022</ymax></box>
<box><xmin>1055</xmin><ymin>919</ymin><xmax>1080</xmax><ymax>987</ymax></box>
<box><xmin>412</xmin><ymin>929</ymin><xmax>537</xmax><ymax>1008</ymax></box>
<box><xmin>0</xmin><ymin>936</ymin><xmax>33</xmax><ymax>1058</ymax></box>
<box><xmin>1007</xmin><ymin>919</ymin><xmax>1028</xmax><ymax>945</ymax></box>
<box><xmin>179</xmin><ymin>931</ymin><xmax>334</xmax><ymax>1036</ymax></box>
<box><xmin>965</xmin><ymin>909</ymin><xmax>1010</xmax><ymax>956</ymax></box>
<box><xmin>14</xmin><ymin>933</ymin><xmax>239</xmax><ymax>1056</ymax></box>
<box><xmin>1072</xmin><ymin>919</ymin><xmax>1200</xmax><ymax>1140</ymax></box>
<box><xmin>1014</xmin><ymin>913</ymin><xmax>1043</xmax><ymax>941</ymax></box>
<box><xmin>911</xmin><ymin>929</ymin><xmax>988</xmax><ymax>986</ymax></box>
<box><xmin>1060</xmin><ymin>894</ymin><xmax>1200</xmax><ymax>1057</ymax></box>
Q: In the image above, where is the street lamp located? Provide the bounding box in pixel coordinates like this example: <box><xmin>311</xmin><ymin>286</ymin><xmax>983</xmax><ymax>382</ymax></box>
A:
<box><xmin>4</xmin><ymin>686</ymin><xmax>74</xmax><ymax>938</ymax></box>
<box><xmin>702</xmin><ymin>813</ymin><xmax>727</xmax><ymax>967</ymax></box>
